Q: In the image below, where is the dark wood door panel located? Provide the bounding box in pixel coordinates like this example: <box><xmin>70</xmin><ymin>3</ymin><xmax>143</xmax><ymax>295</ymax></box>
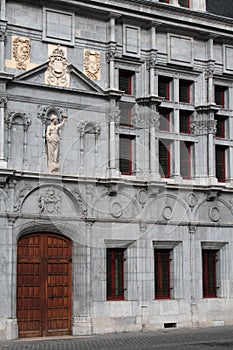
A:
<box><xmin>17</xmin><ymin>233</ymin><xmax>72</xmax><ymax>338</ymax></box>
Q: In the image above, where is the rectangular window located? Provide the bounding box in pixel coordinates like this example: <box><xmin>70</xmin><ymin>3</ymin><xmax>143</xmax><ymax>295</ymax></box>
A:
<box><xmin>214</xmin><ymin>116</ymin><xmax>226</xmax><ymax>138</ymax></box>
<box><xmin>159</xmin><ymin>0</ymin><xmax>170</xmax><ymax>2</ymax></box>
<box><xmin>159</xmin><ymin>140</ymin><xmax>170</xmax><ymax>178</ymax></box>
<box><xmin>215</xmin><ymin>86</ymin><xmax>227</xmax><ymax>107</ymax></box>
<box><xmin>179</xmin><ymin>110</ymin><xmax>191</xmax><ymax>134</ymax></box>
<box><xmin>178</xmin><ymin>0</ymin><xmax>190</xmax><ymax>7</ymax></box>
<box><xmin>158</xmin><ymin>76</ymin><xmax>172</xmax><ymax>100</ymax></box>
<box><xmin>159</xmin><ymin>108</ymin><xmax>171</xmax><ymax>132</ymax></box>
<box><xmin>119</xmin><ymin>102</ymin><xmax>133</xmax><ymax>127</ymax></box>
<box><xmin>119</xmin><ymin>135</ymin><xmax>134</xmax><ymax>175</ymax></box>
<box><xmin>180</xmin><ymin>141</ymin><xmax>191</xmax><ymax>179</ymax></box>
<box><xmin>107</xmin><ymin>248</ymin><xmax>125</xmax><ymax>301</ymax></box>
<box><xmin>215</xmin><ymin>146</ymin><xmax>226</xmax><ymax>182</ymax></box>
<box><xmin>154</xmin><ymin>249</ymin><xmax>171</xmax><ymax>299</ymax></box>
<box><xmin>179</xmin><ymin>79</ymin><xmax>192</xmax><ymax>103</ymax></box>
<box><xmin>202</xmin><ymin>250</ymin><xmax>217</xmax><ymax>298</ymax></box>
<box><xmin>119</xmin><ymin>70</ymin><xmax>134</xmax><ymax>95</ymax></box>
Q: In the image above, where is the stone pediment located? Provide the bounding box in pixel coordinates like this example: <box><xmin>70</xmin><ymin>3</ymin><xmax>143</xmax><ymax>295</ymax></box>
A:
<box><xmin>13</xmin><ymin>63</ymin><xmax>105</xmax><ymax>94</ymax></box>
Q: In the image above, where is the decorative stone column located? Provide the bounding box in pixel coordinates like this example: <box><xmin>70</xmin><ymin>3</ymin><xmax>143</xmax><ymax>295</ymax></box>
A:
<box><xmin>5</xmin><ymin>216</ymin><xmax>18</xmax><ymax>340</ymax></box>
<box><xmin>73</xmin><ymin>221</ymin><xmax>93</xmax><ymax>336</ymax></box>
<box><xmin>107</xmin><ymin>98</ymin><xmax>121</xmax><ymax>177</ymax></box>
<box><xmin>191</xmin><ymin>105</ymin><xmax>218</xmax><ymax>184</ymax></box>
<box><xmin>0</xmin><ymin>20</ymin><xmax>7</xmax><ymax>72</ymax></box>
<box><xmin>137</xmin><ymin>96</ymin><xmax>163</xmax><ymax>181</ymax></box>
<box><xmin>0</xmin><ymin>97</ymin><xmax>7</xmax><ymax>167</ymax></box>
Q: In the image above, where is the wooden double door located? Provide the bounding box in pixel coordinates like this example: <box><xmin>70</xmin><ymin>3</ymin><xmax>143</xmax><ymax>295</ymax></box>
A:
<box><xmin>17</xmin><ymin>233</ymin><xmax>72</xmax><ymax>338</ymax></box>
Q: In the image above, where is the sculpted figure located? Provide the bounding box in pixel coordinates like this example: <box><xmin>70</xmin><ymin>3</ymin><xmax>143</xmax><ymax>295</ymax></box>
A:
<box><xmin>46</xmin><ymin>114</ymin><xmax>67</xmax><ymax>165</ymax></box>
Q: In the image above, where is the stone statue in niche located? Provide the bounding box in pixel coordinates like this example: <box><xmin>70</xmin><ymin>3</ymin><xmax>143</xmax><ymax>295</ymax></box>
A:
<box><xmin>39</xmin><ymin>188</ymin><xmax>61</xmax><ymax>215</ymax></box>
<box><xmin>12</xmin><ymin>37</ymin><xmax>30</xmax><ymax>69</ymax></box>
<box><xmin>46</xmin><ymin>113</ymin><xmax>67</xmax><ymax>173</ymax></box>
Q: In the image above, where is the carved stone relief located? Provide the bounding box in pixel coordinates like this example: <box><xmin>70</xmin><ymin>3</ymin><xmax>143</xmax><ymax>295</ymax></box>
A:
<box><xmin>14</xmin><ymin>182</ymin><xmax>33</xmax><ymax>211</ymax></box>
<box><xmin>45</xmin><ymin>45</ymin><xmax>70</xmax><ymax>87</ymax></box>
<box><xmin>12</xmin><ymin>36</ymin><xmax>30</xmax><ymax>69</ymax></box>
<box><xmin>38</xmin><ymin>188</ymin><xmax>61</xmax><ymax>215</ymax></box>
<box><xmin>83</xmin><ymin>49</ymin><xmax>101</xmax><ymax>80</ymax></box>
<box><xmin>5</xmin><ymin>36</ymin><xmax>38</xmax><ymax>71</ymax></box>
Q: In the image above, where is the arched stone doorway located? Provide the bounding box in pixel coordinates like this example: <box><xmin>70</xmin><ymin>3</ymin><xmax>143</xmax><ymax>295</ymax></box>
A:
<box><xmin>17</xmin><ymin>233</ymin><xmax>72</xmax><ymax>338</ymax></box>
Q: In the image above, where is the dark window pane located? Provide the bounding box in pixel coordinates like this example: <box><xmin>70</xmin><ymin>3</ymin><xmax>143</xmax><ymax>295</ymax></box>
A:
<box><xmin>180</xmin><ymin>142</ymin><xmax>191</xmax><ymax>179</ymax></box>
<box><xmin>107</xmin><ymin>249</ymin><xmax>124</xmax><ymax>300</ymax></box>
<box><xmin>159</xmin><ymin>141</ymin><xmax>170</xmax><ymax>178</ymax></box>
<box><xmin>215</xmin><ymin>116</ymin><xmax>225</xmax><ymax>138</ymax></box>
<box><xmin>120</xmin><ymin>136</ymin><xmax>133</xmax><ymax>175</ymax></box>
<box><xmin>179</xmin><ymin>111</ymin><xmax>191</xmax><ymax>133</ymax></box>
<box><xmin>215</xmin><ymin>146</ymin><xmax>226</xmax><ymax>182</ymax></box>
<box><xmin>159</xmin><ymin>108</ymin><xmax>170</xmax><ymax>132</ymax></box>
<box><xmin>158</xmin><ymin>77</ymin><xmax>171</xmax><ymax>100</ymax></box>
<box><xmin>202</xmin><ymin>250</ymin><xmax>217</xmax><ymax>298</ymax></box>
<box><xmin>155</xmin><ymin>249</ymin><xmax>171</xmax><ymax>299</ymax></box>
<box><xmin>119</xmin><ymin>102</ymin><xmax>132</xmax><ymax>126</ymax></box>
<box><xmin>179</xmin><ymin>80</ymin><xmax>191</xmax><ymax>103</ymax></box>
<box><xmin>119</xmin><ymin>70</ymin><xmax>133</xmax><ymax>95</ymax></box>
<box><xmin>215</xmin><ymin>86</ymin><xmax>226</xmax><ymax>107</ymax></box>
<box><xmin>178</xmin><ymin>0</ymin><xmax>190</xmax><ymax>7</ymax></box>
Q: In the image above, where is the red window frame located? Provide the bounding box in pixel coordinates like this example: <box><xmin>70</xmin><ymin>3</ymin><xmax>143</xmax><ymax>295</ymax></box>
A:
<box><xmin>159</xmin><ymin>0</ymin><xmax>170</xmax><ymax>3</ymax></box>
<box><xmin>107</xmin><ymin>248</ymin><xmax>125</xmax><ymax>301</ymax></box>
<box><xmin>158</xmin><ymin>76</ymin><xmax>171</xmax><ymax>100</ymax></box>
<box><xmin>215</xmin><ymin>86</ymin><xmax>226</xmax><ymax>107</ymax></box>
<box><xmin>119</xmin><ymin>135</ymin><xmax>133</xmax><ymax>175</ymax></box>
<box><xmin>215</xmin><ymin>146</ymin><xmax>226</xmax><ymax>182</ymax></box>
<box><xmin>202</xmin><ymin>250</ymin><xmax>217</xmax><ymax>298</ymax></box>
<box><xmin>180</xmin><ymin>141</ymin><xmax>191</xmax><ymax>179</ymax></box>
<box><xmin>179</xmin><ymin>110</ymin><xmax>191</xmax><ymax>134</ymax></box>
<box><xmin>214</xmin><ymin>116</ymin><xmax>225</xmax><ymax>138</ymax></box>
<box><xmin>119</xmin><ymin>70</ymin><xmax>133</xmax><ymax>95</ymax></box>
<box><xmin>159</xmin><ymin>108</ymin><xmax>170</xmax><ymax>132</ymax></box>
<box><xmin>159</xmin><ymin>140</ymin><xmax>170</xmax><ymax>178</ymax></box>
<box><xmin>179</xmin><ymin>80</ymin><xmax>191</xmax><ymax>103</ymax></box>
<box><xmin>178</xmin><ymin>0</ymin><xmax>190</xmax><ymax>8</ymax></box>
<box><xmin>154</xmin><ymin>249</ymin><xmax>171</xmax><ymax>299</ymax></box>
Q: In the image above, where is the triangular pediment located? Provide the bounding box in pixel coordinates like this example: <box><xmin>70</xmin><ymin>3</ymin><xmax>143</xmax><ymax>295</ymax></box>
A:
<box><xmin>13</xmin><ymin>63</ymin><xmax>105</xmax><ymax>94</ymax></box>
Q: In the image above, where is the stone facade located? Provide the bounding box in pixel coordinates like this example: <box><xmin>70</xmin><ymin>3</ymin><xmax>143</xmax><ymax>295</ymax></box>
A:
<box><xmin>1</xmin><ymin>0</ymin><xmax>233</xmax><ymax>340</ymax></box>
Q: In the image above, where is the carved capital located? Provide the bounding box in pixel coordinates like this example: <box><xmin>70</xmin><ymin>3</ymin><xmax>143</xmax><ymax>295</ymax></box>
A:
<box><xmin>0</xmin><ymin>96</ymin><xmax>8</xmax><ymax>107</ymax></box>
<box><xmin>190</xmin><ymin>119</ymin><xmax>216</xmax><ymax>136</ymax></box>
<box><xmin>189</xmin><ymin>224</ymin><xmax>197</xmax><ymax>234</ymax></box>
<box><xmin>0</xmin><ymin>21</ymin><xmax>7</xmax><ymax>42</ymax></box>
<box><xmin>106</xmin><ymin>51</ymin><xmax>115</xmax><ymax>63</ymax></box>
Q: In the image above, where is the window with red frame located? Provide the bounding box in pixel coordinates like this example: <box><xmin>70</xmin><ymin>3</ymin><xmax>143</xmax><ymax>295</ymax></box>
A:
<box><xmin>215</xmin><ymin>85</ymin><xmax>227</xmax><ymax>107</ymax></box>
<box><xmin>159</xmin><ymin>140</ymin><xmax>170</xmax><ymax>178</ymax></box>
<box><xmin>159</xmin><ymin>107</ymin><xmax>171</xmax><ymax>132</ymax></box>
<box><xmin>158</xmin><ymin>76</ymin><xmax>172</xmax><ymax>100</ymax></box>
<box><xmin>178</xmin><ymin>0</ymin><xmax>190</xmax><ymax>7</ymax></box>
<box><xmin>119</xmin><ymin>102</ymin><xmax>133</xmax><ymax>127</ymax></box>
<box><xmin>154</xmin><ymin>249</ymin><xmax>171</xmax><ymax>299</ymax></box>
<box><xmin>179</xmin><ymin>110</ymin><xmax>191</xmax><ymax>134</ymax></box>
<box><xmin>119</xmin><ymin>70</ymin><xmax>134</xmax><ymax>95</ymax></box>
<box><xmin>107</xmin><ymin>248</ymin><xmax>125</xmax><ymax>301</ymax></box>
<box><xmin>119</xmin><ymin>135</ymin><xmax>134</xmax><ymax>175</ymax></box>
<box><xmin>202</xmin><ymin>250</ymin><xmax>218</xmax><ymax>298</ymax></box>
<box><xmin>214</xmin><ymin>116</ymin><xmax>226</xmax><ymax>138</ymax></box>
<box><xmin>180</xmin><ymin>141</ymin><xmax>192</xmax><ymax>179</ymax></box>
<box><xmin>215</xmin><ymin>146</ymin><xmax>226</xmax><ymax>182</ymax></box>
<box><xmin>179</xmin><ymin>80</ymin><xmax>192</xmax><ymax>103</ymax></box>
<box><xmin>159</xmin><ymin>0</ymin><xmax>170</xmax><ymax>3</ymax></box>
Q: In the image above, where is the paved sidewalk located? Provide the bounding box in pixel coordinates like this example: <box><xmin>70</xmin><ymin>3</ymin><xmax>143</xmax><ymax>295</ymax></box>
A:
<box><xmin>1</xmin><ymin>326</ymin><xmax>233</xmax><ymax>350</ymax></box>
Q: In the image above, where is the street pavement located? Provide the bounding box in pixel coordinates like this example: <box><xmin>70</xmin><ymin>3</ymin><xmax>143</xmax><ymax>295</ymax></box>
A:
<box><xmin>1</xmin><ymin>325</ymin><xmax>233</xmax><ymax>350</ymax></box>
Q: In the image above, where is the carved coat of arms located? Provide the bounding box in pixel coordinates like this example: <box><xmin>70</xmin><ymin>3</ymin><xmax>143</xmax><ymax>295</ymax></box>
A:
<box><xmin>12</xmin><ymin>37</ymin><xmax>30</xmax><ymax>69</ymax></box>
<box><xmin>46</xmin><ymin>45</ymin><xmax>69</xmax><ymax>87</ymax></box>
<box><xmin>84</xmin><ymin>49</ymin><xmax>100</xmax><ymax>80</ymax></box>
